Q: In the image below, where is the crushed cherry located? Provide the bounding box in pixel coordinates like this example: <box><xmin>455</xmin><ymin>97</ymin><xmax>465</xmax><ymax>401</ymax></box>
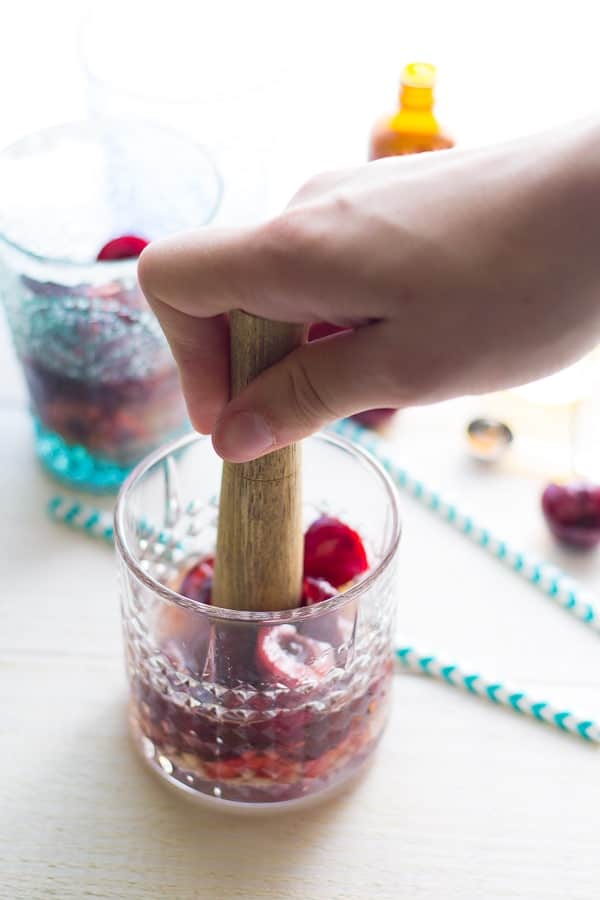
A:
<box><xmin>256</xmin><ymin>624</ymin><xmax>335</xmax><ymax>687</ymax></box>
<box><xmin>97</xmin><ymin>234</ymin><xmax>149</xmax><ymax>261</ymax></box>
<box><xmin>168</xmin><ymin>519</ymin><xmax>367</xmax><ymax>682</ymax></box>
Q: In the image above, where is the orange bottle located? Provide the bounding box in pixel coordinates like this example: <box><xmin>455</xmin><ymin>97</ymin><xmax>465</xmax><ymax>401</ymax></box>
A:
<box><xmin>369</xmin><ymin>62</ymin><xmax>454</xmax><ymax>160</ymax></box>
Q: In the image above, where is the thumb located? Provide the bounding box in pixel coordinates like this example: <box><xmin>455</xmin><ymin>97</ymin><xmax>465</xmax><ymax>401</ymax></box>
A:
<box><xmin>212</xmin><ymin>324</ymin><xmax>397</xmax><ymax>461</ymax></box>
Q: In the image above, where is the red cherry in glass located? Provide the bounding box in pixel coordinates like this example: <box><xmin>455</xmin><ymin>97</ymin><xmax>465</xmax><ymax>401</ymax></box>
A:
<box><xmin>301</xmin><ymin>576</ymin><xmax>337</xmax><ymax>606</ymax></box>
<box><xmin>351</xmin><ymin>408</ymin><xmax>397</xmax><ymax>429</ymax></box>
<box><xmin>256</xmin><ymin>625</ymin><xmax>334</xmax><ymax>687</ymax></box>
<box><xmin>541</xmin><ymin>482</ymin><xmax>600</xmax><ymax>549</ymax></box>
<box><xmin>308</xmin><ymin>321</ymin><xmax>349</xmax><ymax>341</ymax></box>
<box><xmin>179</xmin><ymin>556</ymin><xmax>214</xmax><ymax>604</ymax></box>
<box><xmin>304</xmin><ymin>516</ymin><xmax>368</xmax><ymax>587</ymax></box>
<box><xmin>97</xmin><ymin>234</ymin><xmax>149</xmax><ymax>261</ymax></box>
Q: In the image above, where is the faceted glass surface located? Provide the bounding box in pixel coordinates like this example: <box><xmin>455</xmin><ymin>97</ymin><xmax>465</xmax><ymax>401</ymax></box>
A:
<box><xmin>115</xmin><ymin>432</ymin><xmax>401</xmax><ymax>810</ymax></box>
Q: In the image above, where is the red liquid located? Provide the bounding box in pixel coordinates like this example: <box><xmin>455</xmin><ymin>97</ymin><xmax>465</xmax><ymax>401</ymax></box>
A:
<box><xmin>24</xmin><ymin>357</ymin><xmax>185</xmax><ymax>464</ymax></box>
<box><xmin>130</xmin><ymin>647</ymin><xmax>392</xmax><ymax>803</ymax></box>
<box><xmin>19</xmin><ymin>276</ymin><xmax>187</xmax><ymax>465</ymax></box>
<box><xmin>127</xmin><ymin>526</ymin><xmax>390</xmax><ymax>804</ymax></box>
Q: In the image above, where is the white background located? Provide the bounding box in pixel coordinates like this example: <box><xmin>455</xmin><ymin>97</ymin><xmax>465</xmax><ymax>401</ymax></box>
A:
<box><xmin>2</xmin><ymin>0</ymin><xmax>600</xmax><ymax>210</ymax></box>
<box><xmin>3</xmin><ymin>2</ymin><xmax>600</xmax><ymax>898</ymax></box>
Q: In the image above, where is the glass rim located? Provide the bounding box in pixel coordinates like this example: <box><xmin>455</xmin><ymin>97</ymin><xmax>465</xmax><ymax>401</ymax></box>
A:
<box><xmin>0</xmin><ymin>118</ymin><xmax>223</xmax><ymax>267</ymax></box>
<box><xmin>114</xmin><ymin>429</ymin><xmax>401</xmax><ymax>624</ymax></box>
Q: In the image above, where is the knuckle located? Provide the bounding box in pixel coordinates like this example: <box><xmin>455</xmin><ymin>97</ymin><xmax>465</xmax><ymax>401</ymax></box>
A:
<box><xmin>255</xmin><ymin>211</ymin><xmax>327</xmax><ymax>300</ymax></box>
<box><xmin>293</xmin><ymin>169</ymin><xmax>342</xmax><ymax>201</ymax></box>
<box><xmin>257</xmin><ymin>181</ymin><xmax>355</xmax><ymax>285</ymax></box>
<box><xmin>260</xmin><ymin>208</ymin><xmax>319</xmax><ymax>263</ymax></box>
<box><xmin>328</xmin><ymin>188</ymin><xmax>354</xmax><ymax>219</ymax></box>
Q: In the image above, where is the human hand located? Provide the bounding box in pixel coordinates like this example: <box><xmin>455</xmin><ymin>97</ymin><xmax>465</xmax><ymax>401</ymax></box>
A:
<box><xmin>139</xmin><ymin>120</ymin><xmax>600</xmax><ymax>461</ymax></box>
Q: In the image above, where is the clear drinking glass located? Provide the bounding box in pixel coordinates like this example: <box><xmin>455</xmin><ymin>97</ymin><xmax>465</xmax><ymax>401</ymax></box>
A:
<box><xmin>0</xmin><ymin>120</ymin><xmax>221</xmax><ymax>491</ymax></box>
<box><xmin>79</xmin><ymin>2</ymin><xmax>285</xmax><ymax>224</ymax></box>
<box><xmin>115</xmin><ymin>432</ymin><xmax>400</xmax><ymax>811</ymax></box>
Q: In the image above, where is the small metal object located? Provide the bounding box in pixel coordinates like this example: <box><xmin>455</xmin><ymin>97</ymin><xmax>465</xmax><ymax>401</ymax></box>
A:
<box><xmin>466</xmin><ymin>417</ymin><xmax>514</xmax><ymax>462</ymax></box>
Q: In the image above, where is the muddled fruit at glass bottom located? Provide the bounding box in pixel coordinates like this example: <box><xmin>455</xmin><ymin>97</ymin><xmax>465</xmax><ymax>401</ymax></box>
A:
<box><xmin>129</xmin><ymin>659</ymin><xmax>392</xmax><ymax>804</ymax></box>
<box><xmin>25</xmin><ymin>357</ymin><xmax>186</xmax><ymax>465</ymax></box>
<box><xmin>117</xmin><ymin>436</ymin><xmax>399</xmax><ymax>808</ymax></box>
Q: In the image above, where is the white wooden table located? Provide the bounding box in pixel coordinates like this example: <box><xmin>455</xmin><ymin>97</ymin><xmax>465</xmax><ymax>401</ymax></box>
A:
<box><xmin>3</xmin><ymin>305</ymin><xmax>600</xmax><ymax>899</ymax></box>
<box><xmin>3</xmin><ymin>2</ymin><xmax>600</xmax><ymax>897</ymax></box>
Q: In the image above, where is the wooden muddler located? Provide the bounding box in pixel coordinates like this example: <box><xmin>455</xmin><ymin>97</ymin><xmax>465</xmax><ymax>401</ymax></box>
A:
<box><xmin>212</xmin><ymin>311</ymin><xmax>305</xmax><ymax>611</ymax></box>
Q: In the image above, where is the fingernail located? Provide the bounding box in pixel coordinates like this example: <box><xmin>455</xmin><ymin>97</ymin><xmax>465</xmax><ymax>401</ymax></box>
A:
<box><xmin>215</xmin><ymin>411</ymin><xmax>275</xmax><ymax>461</ymax></box>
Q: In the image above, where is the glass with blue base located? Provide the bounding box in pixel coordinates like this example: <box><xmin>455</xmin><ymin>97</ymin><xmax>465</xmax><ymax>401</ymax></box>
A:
<box><xmin>0</xmin><ymin>120</ymin><xmax>221</xmax><ymax>492</ymax></box>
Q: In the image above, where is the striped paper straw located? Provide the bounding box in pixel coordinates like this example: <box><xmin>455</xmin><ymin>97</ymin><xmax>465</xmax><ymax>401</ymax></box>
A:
<box><xmin>46</xmin><ymin>495</ymin><xmax>186</xmax><ymax>561</ymax></box>
<box><xmin>47</xmin><ymin>495</ymin><xmax>114</xmax><ymax>543</ymax></box>
<box><xmin>331</xmin><ymin>418</ymin><xmax>600</xmax><ymax>634</ymax></box>
<box><xmin>397</xmin><ymin>645</ymin><xmax>600</xmax><ymax>743</ymax></box>
<box><xmin>47</xmin><ymin>493</ymin><xmax>600</xmax><ymax>743</ymax></box>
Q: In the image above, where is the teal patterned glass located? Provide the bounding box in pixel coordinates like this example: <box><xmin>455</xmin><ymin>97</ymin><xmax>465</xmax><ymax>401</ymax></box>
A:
<box><xmin>0</xmin><ymin>121</ymin><xmax>221</xmax><ymax>492</ymax></box>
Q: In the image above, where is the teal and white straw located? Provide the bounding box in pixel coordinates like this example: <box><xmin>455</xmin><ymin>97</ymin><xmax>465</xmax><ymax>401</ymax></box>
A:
<box><xmin>396</xmin><ymin>645</ymin><xmax>600</xmax><ymax>743</ymax></box>
<box><xmin>331</xmin><ymin>418</ymin><xmax>600</xmax><ymax>634</ymax></box>
<box><xmin>47</xmin><ymin>478</ymin><xmax>600</xmax><ymax>745</ymax></box>
<box><xmin>47</xmin><ymin>496</ymin><xmax>187</xmax><ymax>562</ymax></box>
<box><xmin>47</xmin><ymin>495</ymin><xmax>114</xmax><ymax>543</ymax></box>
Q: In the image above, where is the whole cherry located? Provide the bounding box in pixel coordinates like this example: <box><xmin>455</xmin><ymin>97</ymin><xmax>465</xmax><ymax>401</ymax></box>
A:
<box><xmin>352</xmin><ymin>407</ymin><xmax>397</xmax><ymax>428</ymax></box>
<box><xmin>97</xmin><ymin>234</ymin><xmax>149</xmax><ymax>261</ymax></box>
<box><xmin>541</xmin><ymin>482</ymin><xmax>600</xmax><ymax>549</ymax></box>
<box><xmin>304</xmin><ymin>516</ymin><xmax>368</xmax><ymax>587</ymax></box>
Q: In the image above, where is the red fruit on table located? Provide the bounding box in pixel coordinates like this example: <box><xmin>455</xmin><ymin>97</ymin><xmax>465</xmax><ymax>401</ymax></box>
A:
<box><xmin>541</xmin><ymin>482</ymin><xmax>600</xmax><ymax>549</ymax></box>
<box><xmin>97</xmin><ymin>235</ymin><xmax>149</xmax><ymax>261</ymax></box>
<box><xmin>179</xmin><ymin>556</ymin><xmax>214</xmax><ymax>604</ymax></box>
<box><xmin>256</xmin><ymin>625</ymin><xmax>335</xmax><ymax>687</ymax></box>
<box><xmin>304</xmin><ymin>516</ymin><xmax>368</xmax><ymax>587</ymax></box>
<box><xmin>301</xmin><ymin>576</ymin><xmax>337</xmax><ymax>606</ymax></box>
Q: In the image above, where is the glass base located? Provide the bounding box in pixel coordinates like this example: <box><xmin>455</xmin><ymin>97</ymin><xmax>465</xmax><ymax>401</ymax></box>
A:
<box><xmin>34</xmin><ymin>418</ymin><xmax>132</xmax><ymax>493</ymax></box>
<box><xmin>130</xmin><ymin>715</ymin><xmax>380</xmax><ymax>815</ymax></box>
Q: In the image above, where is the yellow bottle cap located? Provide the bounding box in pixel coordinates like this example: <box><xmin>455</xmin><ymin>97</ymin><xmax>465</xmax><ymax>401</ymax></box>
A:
<box><xmin>401</xmin><ymin>62</ymin><xmax>437</xmax><ymax>89</ymax></box>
